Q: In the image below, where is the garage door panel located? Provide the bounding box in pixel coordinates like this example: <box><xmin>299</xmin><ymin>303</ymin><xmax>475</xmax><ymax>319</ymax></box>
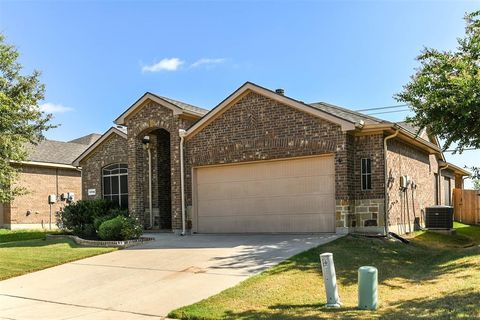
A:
<box><xmin>197</xmin><ymin>157</ymin><xmax>334</xmax><ymax>184</ymax></box>
<box><xmin>198</xmin><ymin>213</ymin><xmax>335</xmax><ymax>233</ymax></box>
<box><xmin>197</xmin><ymin>174</ymin><xmax>335</xmax><ymax>200</ymax></box>
<box><xmin>195</xmin><ymin>156</ymin><xmax>335</xmax><ymax>233</ymax></box>
<box><xmin>198</xmin><ymin>194</ymin><xmax>335</xmax><ymax>217</ymax></box>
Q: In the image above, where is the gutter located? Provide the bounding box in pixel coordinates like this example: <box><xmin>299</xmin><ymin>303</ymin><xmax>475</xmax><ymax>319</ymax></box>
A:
<box><xmin>11</xmin><ymin>160</ymin><xmax>78</xmax><ymax>170</ymax></box>
<box><xmin>384</xmin><ymin>126</ymin><xmax>400</xmax><ymax>237</ymax></box>
<box><xmin>179</xmin><ymin>129</ymin><xmax>187</xmax><ymax>236</ymax></box>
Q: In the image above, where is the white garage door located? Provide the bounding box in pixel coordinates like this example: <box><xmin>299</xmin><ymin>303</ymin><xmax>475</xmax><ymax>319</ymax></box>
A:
<box><xmin>194</xmin><ymin>156</ymin><xmax>335</xmax><ymax>233</ymax></box>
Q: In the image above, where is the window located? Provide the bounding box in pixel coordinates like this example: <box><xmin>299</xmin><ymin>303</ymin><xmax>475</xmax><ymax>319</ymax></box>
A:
<box><xmin>102</xmin><ymin>164</ymin><xmax>128</xmax><ymax>209</ymax></box>
<box><xmin>434</xmin><ymin>173</ymin><xmax>439</xmax><ymax>205</ymax></box>
<box><xmin>361</xmin><ymin>158</ymin><xmax>372</xmax><ymax>191</ymax></box>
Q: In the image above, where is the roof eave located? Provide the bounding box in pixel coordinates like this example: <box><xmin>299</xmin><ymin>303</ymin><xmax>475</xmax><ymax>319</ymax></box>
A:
<box><xmin>438</xmin><ymin>160</ymin><xmax>471</xmax><ymax>176</ymax></box>
<box><xmin>360</xmin><ymin>123</ymin><xmax>442</xmax><ymax>154</ymax></box>
<box><xmin>10</xmin><ymin>160</ymin><xmax>78</xmax><ymax>170</ymax></box>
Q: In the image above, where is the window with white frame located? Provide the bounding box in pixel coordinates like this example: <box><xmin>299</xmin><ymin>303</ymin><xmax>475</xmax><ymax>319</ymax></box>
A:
<box><xmin>361</xmin><ymin>158</ymin><xmax>372</xmax><ymax>191</ymax></box>
<box><xmin>102</xmin><ymin>164</ymin><xmax>128</xmax><ymax>209</ymax></box>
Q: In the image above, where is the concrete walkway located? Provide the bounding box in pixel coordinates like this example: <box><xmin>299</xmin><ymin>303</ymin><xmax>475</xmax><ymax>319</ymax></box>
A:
<box><xmin>0</xmin><ymin>233</ymin><xmax>340</xmax><ymax>320</ymax></box>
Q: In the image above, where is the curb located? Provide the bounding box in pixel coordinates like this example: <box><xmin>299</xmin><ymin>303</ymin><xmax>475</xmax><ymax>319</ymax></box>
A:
<box><xmin>46</xmin><ymin>234</ymin><xmax>155</xmax><ymax>248</ymax></box>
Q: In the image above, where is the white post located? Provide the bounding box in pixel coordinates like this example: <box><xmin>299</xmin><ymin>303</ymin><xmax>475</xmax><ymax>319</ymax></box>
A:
<box><xmin>320</xmin><ymin>252</ymin><xmax>341</xmax><ymax>307</ymax></box>
<box><xmin>179</xmin><ymin>129</ymin><xmax>187</xmax><ymax>236</ymax></box>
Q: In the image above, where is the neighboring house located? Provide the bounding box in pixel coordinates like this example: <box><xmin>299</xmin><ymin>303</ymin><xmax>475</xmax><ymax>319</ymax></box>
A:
<box><xmin>73</xmin><ymin>82</ymin><xmax>469</xmax><ymax>235</ymax></box>
<box><xmin>0</xmin><ymin>134</ymin><xmax>100</xmax><ymax>229</ymax></box>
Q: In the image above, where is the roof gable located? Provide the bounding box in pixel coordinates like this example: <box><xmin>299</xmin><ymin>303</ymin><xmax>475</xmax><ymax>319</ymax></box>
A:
<box><xmin>115</xmin><ymin>92</ymin><xmax>208</xmax><ymax>125</ymax></box>
<box><xmin>185</xmin><ymin>82</ymin><xmax>356</xmax><ymax>138</ymax></box>
<box><xmin>72</xmin><ymin>127</ymin><xmax>127</xmax><ymax>166</ymax></box>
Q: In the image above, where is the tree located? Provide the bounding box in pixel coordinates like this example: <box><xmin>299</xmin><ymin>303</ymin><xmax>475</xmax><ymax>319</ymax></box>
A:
<box><xmin>473</xmin><ymin>178</ymin><xmax>480</xmax><ymax>190</ymax></box>
<box><xmin>396</xmin><ymin>10</ymin><xmax>480</xmax><ymax>177</ymax></box>
<box><xmin>0</xmin><ymin>34</ymin><xmax>55</xmax><ymax>202</ymax></box>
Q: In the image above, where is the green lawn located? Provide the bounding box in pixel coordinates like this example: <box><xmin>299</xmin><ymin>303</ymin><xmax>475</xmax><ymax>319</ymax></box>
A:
<box><xmin>170</xmin><ymin>223</ymin><xmax>480</xmax><ymax>320</ymax></box>
<box><xmin>0</xmin><ymin>229</ymin><xmax>116</xmax><ymax>280</ymax></box>
<box><xmin>0</xmin><ymin>228</ymin><xmax>62</xmax><ymax>243</ymax></box>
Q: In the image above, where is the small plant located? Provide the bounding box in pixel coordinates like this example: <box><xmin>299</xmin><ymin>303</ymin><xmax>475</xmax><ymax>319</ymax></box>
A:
<box><xmin>98</xmin><ymin>215</ymin><xmax>142</xmax><ymax>241</ymax></box>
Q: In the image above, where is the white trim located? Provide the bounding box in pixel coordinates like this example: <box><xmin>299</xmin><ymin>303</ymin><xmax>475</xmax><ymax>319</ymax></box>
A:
<box><xmin>11</xmin><ymin>160</ymin><xmax>77</xmax><ymax>170</ymax></box>
<box><xmin>114</xmin><ymin>93</ymin><xmax>204</xmax><ymax>125</ymax></box>
<box><xmin>73</xmin><ymin>127</ymin><xmax>127</xmax><ymax>166</ymax></box>
<box><xmin>185</xmin><ymin>82</ymin><xmax>356</xmax><ymax>139</ymax></box>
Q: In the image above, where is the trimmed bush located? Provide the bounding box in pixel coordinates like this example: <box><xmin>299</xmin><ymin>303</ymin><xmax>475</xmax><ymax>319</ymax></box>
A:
<box><xmin>98</xmin><ymin>216</ymin><xmax>143</xmax><ymax>241</ymax></box>
<box><xmin>93</xmin><ymin>208</ymin><xmax>128</xmax><ymax>231</ymax></box>
<box><xmin>58</xmin><ymin>199</ymin><xmax>129</xmax><ymax>239</ymax></box>
<box><xmin>98</xmin><ymin>216</ymin><xmax>124</xmax><ymax>241</ymax></box>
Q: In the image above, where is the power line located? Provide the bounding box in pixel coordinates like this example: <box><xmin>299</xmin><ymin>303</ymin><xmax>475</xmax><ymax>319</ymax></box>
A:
<box><xmin>356</xmin><ymin>104</ymin><xmax>409</xmax><ymax>112</ymax></box>
<box><xmin>444</xmin><ymin>148</ymin><xmax>479</xmax><ymax>152</ymax></box>
<box><xmin>366</xmin><ymin>109</ymin><xmax>411</xmax><ymax>115</ymax></box>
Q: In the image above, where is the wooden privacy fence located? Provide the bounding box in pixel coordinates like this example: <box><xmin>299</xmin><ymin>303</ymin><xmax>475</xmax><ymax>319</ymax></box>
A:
<box><xmin>453</xmin><ymin>189</ymin><xmax>480</xmax><ymax>225</ymax></box>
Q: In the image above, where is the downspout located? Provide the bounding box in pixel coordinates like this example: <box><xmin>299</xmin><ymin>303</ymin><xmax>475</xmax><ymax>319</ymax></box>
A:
<box><xmin>438</xmin><ymin>163</ymin><xmax>449</xmax><ymax>205</ymax></box>
<box><xmin>148</xmin><ymin>146</ymin><xmax>153</xmax><ymax>228</ymax></box>
<box><xmin>179</xmin><ymin>129</ymin><xmax>187</xmax><ymax>236</ymax></box>
<box><xmin>384</xmin><ymin>127</ymin><xmax>399</xmax><ymax>237</ymax></box>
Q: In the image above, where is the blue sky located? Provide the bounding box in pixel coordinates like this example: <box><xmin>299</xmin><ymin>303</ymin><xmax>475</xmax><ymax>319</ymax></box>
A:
<box><xmin>1</xmin><ymin>0</ymin><xmax>478</xmax><ymax>187</ymax></box>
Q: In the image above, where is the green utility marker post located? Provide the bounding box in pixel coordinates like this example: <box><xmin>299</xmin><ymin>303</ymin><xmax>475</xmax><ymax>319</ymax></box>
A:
<box><xmin>358</xmin><ymin>266</ymin><xmax>378</xmax><ymax>310</ymax></box>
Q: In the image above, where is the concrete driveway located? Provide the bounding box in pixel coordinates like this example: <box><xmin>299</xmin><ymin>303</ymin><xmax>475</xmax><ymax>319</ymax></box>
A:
<box><xmin>0</xmin><ymin>233</ymin><xmax>340</xmax><ymax>320</ymax></box>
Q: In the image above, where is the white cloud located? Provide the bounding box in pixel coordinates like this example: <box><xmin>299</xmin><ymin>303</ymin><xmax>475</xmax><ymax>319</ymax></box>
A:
<box><xmin>190</xmin><ymin>58</ymin><xmax>226</xmax><ymax>68</ymax></box>
<box><xmin>142</xmin><ymin>58</ymin><xmax>184</xmax><ymax>72</ymax></box>
<box><xmin>39</xmin><ymin>103</ymin><xmax>73</xmax><ymax>113</ymax></box>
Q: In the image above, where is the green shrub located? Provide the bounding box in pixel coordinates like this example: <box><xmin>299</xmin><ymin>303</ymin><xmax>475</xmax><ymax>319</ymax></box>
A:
<box><xmin>74</xmin><ymin>224</ymin><xmax>96</xmax><ymax>239</ymax></box>
<box><xmin>98</xmin><ymin>215</ymin><xmax>143</xmax><ymax>241</ymax></box>
<box><xmin>93</xmin><ymin>208</ymin><xmax>128</xmax><ymax>230</ymax></box>
<box><xmin>98</xmin><ymin>216</ymin><xmax>124</xmax><ymax>241</ymax></box>
<box><xmin>58</xmin><ymin>199</ymin><xmax>129</xmax><ymax>238</ymax></box>
<box><xmin>120</xmin><ymin>216</ymin><xmax>143</xmax><ymax>240</ymax></box>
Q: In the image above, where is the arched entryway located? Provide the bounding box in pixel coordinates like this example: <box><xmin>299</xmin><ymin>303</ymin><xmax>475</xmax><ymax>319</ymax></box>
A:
<box><xmin>136</xmin><ymin>128</ymin><xmax>172</xmax><ymax>230</ymax></box>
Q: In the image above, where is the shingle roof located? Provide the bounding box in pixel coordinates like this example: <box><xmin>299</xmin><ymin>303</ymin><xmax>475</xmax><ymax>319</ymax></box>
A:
<box><xmin>155</xmin><ymin>95</ymin><xmax>209</xmax><ymax>116</ymax></box>
<box><xmin>25</xmin><ymin>133</ymin><xmax>101</xmax><ymax>166</ymax></box>
<box><xmin>68</xmin><ymin>133</ymin><xmax>102</xmax><ymax>145</ymax></box>
<box><xmin>396</xmin><ymin>121</ymin><xmax>422</xmax><ymax>136</ymax></box>
<box><xmin>309</xmin><ymin>102</ymin><xmax>386</xmax><ymax>125</ymax></box>
<box><xmin>309</xmin><ymin>102</ymin><xmax>436</xmax><ymax>146</ymax></box>
<box><xmin>25</xmin><ymin>140</ymin><xmax>91</xmax><ymax>165</ymax></box>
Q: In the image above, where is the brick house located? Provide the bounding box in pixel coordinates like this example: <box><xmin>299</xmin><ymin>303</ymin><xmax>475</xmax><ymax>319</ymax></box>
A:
<box><xmin>73</xmin><ymin>82</ymin><xmax>469</xmax><ymax>235</ymax></box>
<box><xmin>1</xmin><ymin>134</ymin><xmax>100</xmax><ymax>229</ymax></box>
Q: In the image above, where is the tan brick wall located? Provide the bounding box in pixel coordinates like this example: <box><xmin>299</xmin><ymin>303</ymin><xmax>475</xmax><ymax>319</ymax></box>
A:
<box><xmin>386</xmin><ymin>139</ymin><xmax>438</xmax><ymax>234</ymax></box>
<box><xmin>5</xmin><ymin>165</ymin><xmax>81</xmax><ymax>228</ymax></box>
<box><xmin>80</xmin><ymin>133</ymin><xmax>128</xmax><ymax>200</ymax></box>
